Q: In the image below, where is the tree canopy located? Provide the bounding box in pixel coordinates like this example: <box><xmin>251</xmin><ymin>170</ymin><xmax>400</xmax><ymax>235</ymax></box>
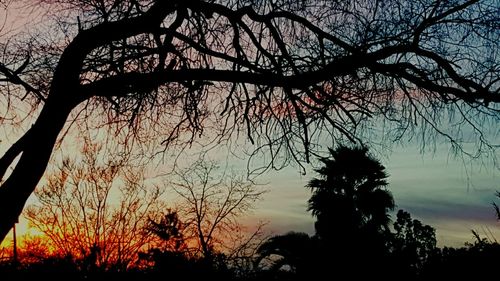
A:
<box><xmin>0</xmin><ymin>0</ymin><xmax>498</xmax><ymax>243</ymax></box>
<box><xmin>307</xmin><ymin>146</ymin><xmax>394</xmax><ymax>240</ymax></box>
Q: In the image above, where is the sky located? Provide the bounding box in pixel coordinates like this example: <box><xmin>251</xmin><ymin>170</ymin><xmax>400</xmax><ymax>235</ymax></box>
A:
<box><xmin>243</xmin><ymin>144</ymin><xmax>500</xmax><ymax>247</ymax></box>
<box><xmin>0</xmin><ymin>1</ymin><xmax>499</xmax><ymax>250</ymax></box>
<box><xmin>2</xmin><ymin>141</ymin><xmax>498</xmax><ymax>250</ymax></box>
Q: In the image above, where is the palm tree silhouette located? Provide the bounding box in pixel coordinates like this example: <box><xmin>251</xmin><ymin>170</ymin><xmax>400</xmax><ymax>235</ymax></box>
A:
<box><xmin>307</xmin><ymin>146</ymin><xmax>394</xmax><ymax>240</ymax></box>
<box><xmin>256</xmin><ymin>146</ymin><xmax>395</xmax><ymax>280</ymax></box>
<box><xmin>306</xmin><ymin>146</ymin><xmax>395</xmax><ymax>278</ymax></box>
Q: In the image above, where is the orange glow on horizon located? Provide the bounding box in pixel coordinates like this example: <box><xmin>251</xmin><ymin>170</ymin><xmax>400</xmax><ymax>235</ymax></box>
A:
<box><xmin>0</xmin><ymin>217</ymin><xmax>44</xmax><ymax>248</ymax></box>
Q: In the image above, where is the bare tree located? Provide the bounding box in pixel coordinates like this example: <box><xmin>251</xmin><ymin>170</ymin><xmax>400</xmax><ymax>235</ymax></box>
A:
<box><xmin>168</xmin><ymin>159</ymin><xmax>265</xmax><ymax>260</ymax></box>
<box><xmin>0</xmin><ymin>0</ymin><xmax>498</xmax><ymax>243</ymax></box>
<box><xmin>24</xmin><ymin>137</ymin><xmax>164</xmax><ymax>270</ymax></box>
<box><xmin>0</xmin><ymin>234</ymin><xmax>57</xmax><ymax>265</ymax></box>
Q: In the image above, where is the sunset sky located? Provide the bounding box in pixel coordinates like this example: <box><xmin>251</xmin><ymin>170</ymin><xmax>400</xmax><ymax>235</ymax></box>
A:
<box><xmin>0</xmin><ymin>1</ymin><xmax>499</xmax><ymax>251</ymax></box>
<box><xmin>0</xmin><ymin>141</ymin><xmax>497</xmax><ymax>250</ymax></box>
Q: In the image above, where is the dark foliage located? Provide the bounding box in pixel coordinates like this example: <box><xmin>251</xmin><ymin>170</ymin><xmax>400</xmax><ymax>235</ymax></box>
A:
<box><xmin>389</xmin><ymin>210</ymin><xmax>437</xmax><ymax>280</ymax></box>
<box><xmin>422</xmin><ymin>237</ymin><xmax>500</xmax><ymax>280</ymax></box>
<box><xmin>306</xmin><ymin>146</ymin><xmax>394</xmax><ymax>278</ymax></box>
<box><xmin>0</xmin><ymin>148</ymin><xmax>498</xmax><ymax>280</ymax></box>
<box><xmin>307</xmin><ymin>146</ymin><xmax>394</xmax><ymax>239</ymax></box>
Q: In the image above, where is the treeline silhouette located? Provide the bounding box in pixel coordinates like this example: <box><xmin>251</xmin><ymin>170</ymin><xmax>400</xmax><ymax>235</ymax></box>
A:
<box><xmin>1</xmin><ymin>146</ymin><xmax>499</xmax><ymax>281</ymax></box>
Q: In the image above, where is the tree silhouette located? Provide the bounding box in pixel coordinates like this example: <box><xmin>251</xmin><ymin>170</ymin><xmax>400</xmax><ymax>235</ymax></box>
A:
<box><xmin>24</xmin><ymin>136</ymin><xmax>165</xmax><ymax>270</ymax></box>
<box><xmin>168</xmin><ymin>159</ymin><xmax>265</xmax><ymax>261</ymax></box>
<box><xmin>422</xmin><ymin>234</ymin><xmax>500</xmax><ymax>280</ymax></box>
<box><xmin>0</xmin><ymin>235</ymin><xmax>54</xmax><ymax>266</ymax></box>
<box><xmin>0</xmin><ymin>0</ymin><xmax>499</xmax><ymax>243</ymax></box>
<box><xmin>139</xmin><ymin>210</ymin><xmax>197</xmax><ymax>279</ymax></box>
<box><xmin>255</xmin><ymin>231</ymin><xmax>315</xmax><ymax>279</ymax></box>
<box><xmin>147</xmin><ymin>210</ymin><xmax>188</xmax><ymax>254</ymax></box>
<box><xmin>307</xmin><ymin>146</ymin><xmax>394</xmax><ymax>240</ymax></box>
<box><xmin>306</xmin><ymin>145</ymin><xmax>394</xmax><ymax>278</ymax></box>
<box><xmin>143</xmin><ymin>210</ymin><xmax>238</xmax><ymax>281</ymax></box>
<box><xmin>390</xmin><ymin>210</ymin><xmax>436</xmax><ymax>278</ymax></box>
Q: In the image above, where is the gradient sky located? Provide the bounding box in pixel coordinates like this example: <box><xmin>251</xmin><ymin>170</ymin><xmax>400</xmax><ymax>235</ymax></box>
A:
<box><xmin>0</xmin><ymin>2</ymin><xmax>499</xmax><ymax>250</ymax></box>
<box><xmin>3</xmin><ymin>141</ymin><xmax>498</xmax><ymax>250</ymax></box>
<box><xmin>244</xmin><ymin>144</ymin><xmax>500</xmax><ymax>247</ymax></box>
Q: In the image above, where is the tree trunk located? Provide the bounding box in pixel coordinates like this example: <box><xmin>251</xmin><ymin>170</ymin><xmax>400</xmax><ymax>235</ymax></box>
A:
<box><xmin>0</xmin><ymin>1</ymin><xmax>176</xmax><ymax>244</ymax></box>
<box><xmin>0</xmin><ymin>95</ymin><xmax>79</xmax><ymax>242</ymax></box>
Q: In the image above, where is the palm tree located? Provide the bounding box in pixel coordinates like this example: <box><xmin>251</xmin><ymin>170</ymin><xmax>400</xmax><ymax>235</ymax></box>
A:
<box><xmin>307</xmin><ymin>146</ymin><xmax>394</xmax><ymax>241</ymax></box>
<box><xmin>306</xmin><ymin>146</ymin><xmax>395</xmax><ymax>278</ymax></box>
